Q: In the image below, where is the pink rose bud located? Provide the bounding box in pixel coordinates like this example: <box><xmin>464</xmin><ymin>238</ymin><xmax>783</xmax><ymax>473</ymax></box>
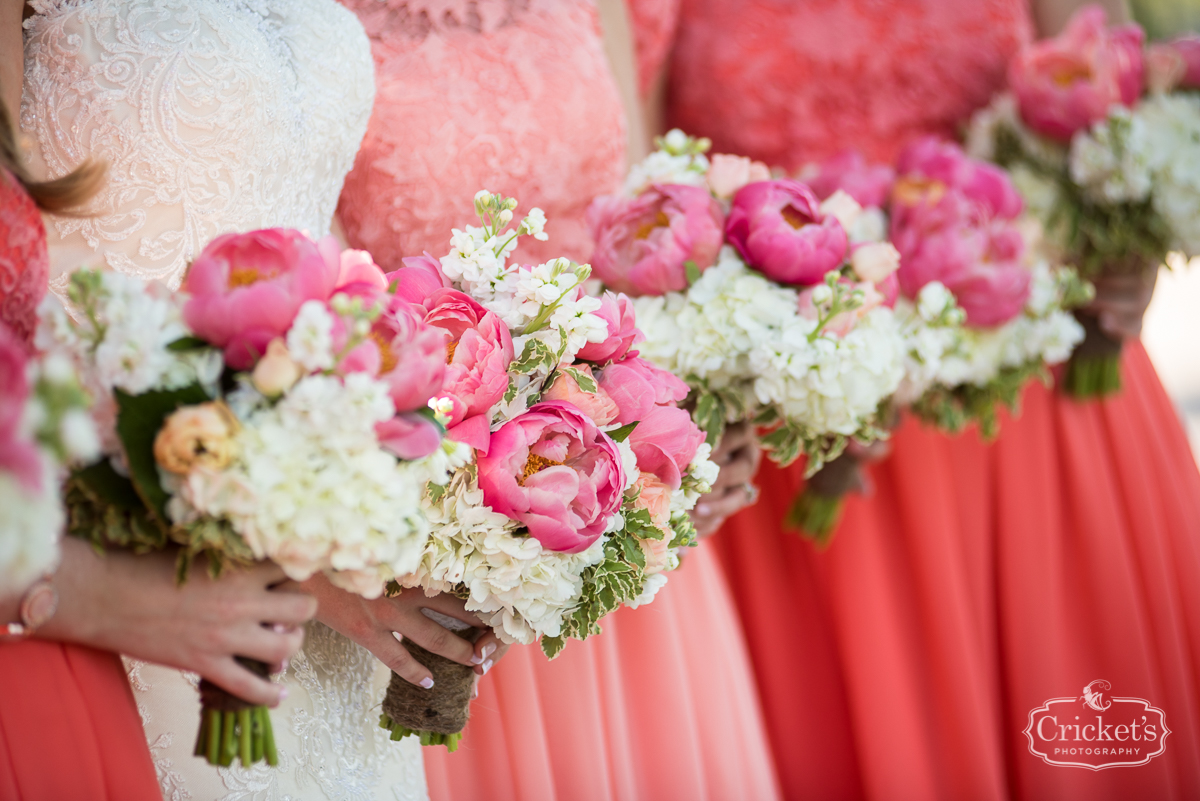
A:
<box><xmin>726</xmin><ymin>179</ymin><xmax>848</xmax><ymax>286</ymax></box>
<box><xmin>850</xmin><ymin>242</ymin><xmax>901</xmax><ymax>284</ymax></box>
<box><xmin>182</xmin><ymin>229</ymin><xmax>340</xmax><ymax>370</ymax></box>
<box><xmin>588</xmin><ymin>184</ymin><xmax>725</xmax><ymax>296</ymax></box>
<box><xmin>706</xmin><ymin>153</ymin><xmax>772</xmax><ymax>199</ymax></box>
<box><xmin>574</xmin><ymin>291</ymin><xmax>644</xmax><ymax>364</ymax></box>
<box><xmin>250</xmin><ymin>338</ymin><xmax>302</xmax><ymax>396</ymax></box>
<box><xmin>799</xmin><ymin>150</ymin><xmax>896</xmax><ymax>209</ymax></box>
<box><xmin>477</xmin><ymin>401</ymin><xmax>626</xmax><ymax>553</ymax></box>
<box><xmin>543</xmin><ymin>365</ymin><xmax>621</xmax><ymax>426</ymax></box>
<box><xmin>1008</xmin><ymin>5</ymin><xmax>1145</xmax><ymax>141</ymax></box>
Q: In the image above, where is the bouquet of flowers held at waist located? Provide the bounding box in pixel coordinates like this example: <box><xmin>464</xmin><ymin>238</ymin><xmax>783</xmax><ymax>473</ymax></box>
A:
<box><xmin>379</xmin><ymin>192</ymin><xmax>715</xmax><ymax>750</ymax></box>
<box><xmin>0</xmin><ymin>321</ymin><xmax>98</xmax><ymax>599</ymax></box>
<box><xmin>967</xmin><ymin>3</ymin><xmax>1199</xmax><ymax>397</ymax></box>
<box><xmin>789</xmin><ymin>140</ymin><xmax>1086</xmax><ymax>539</ymax></box>
<box><xmin>37</xmin><ymin>229</ymin><xmax>456</xmax><ymax>768</ymax></box>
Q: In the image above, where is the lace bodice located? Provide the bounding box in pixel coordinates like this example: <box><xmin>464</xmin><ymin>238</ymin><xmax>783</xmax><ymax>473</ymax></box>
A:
<box><xmin>626</xmin><ymin>0</ymin><xmax>681</xmax><ymax>96</ymax></box>
<box><xmin>22</xmin><ymin>0</ymin><xmax>375</xmax><ymax>291</ymax></box>
<box><xmin>0</xmin><ymin>172</ymin><xmax>48</xmax><ymax>346</ymax></box>
<box><xmin>336</xmin><ymin>0</ymin><xmax>626</xmax><ymax>270</ymax></box>
<box><xmin>666</xmin><ymin>0</ymin><xmax>1033</xmax><ymax>168</ymax></box>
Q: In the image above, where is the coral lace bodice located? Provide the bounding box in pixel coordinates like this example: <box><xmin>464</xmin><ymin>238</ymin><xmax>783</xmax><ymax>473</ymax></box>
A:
<box><xmin>666</xmin><ymin>0</ymin><xmax>1033</xmax><ymax>168</ymax></box>
<box><xmin>0</xmin><ymin>173</ymin><xmax>48</xmax><ymax>346</ymax></box>
<box><xmin>337</xmin><ymin>0</ymin><xmax>626</xmax><ymax>269</ymax></box>
<box><xmin>626</xmin><ymin>0</ymin><xmax>681</xmax><ymax>96</ymax></box>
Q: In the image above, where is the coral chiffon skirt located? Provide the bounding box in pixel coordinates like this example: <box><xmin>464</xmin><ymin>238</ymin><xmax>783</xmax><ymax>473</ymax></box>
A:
<box><xmin>713</xmin><ymin>341</ymin><xmax>1200</xmax><ymax>800</ymax></box>
<box><xmin>0</xmin><ymin>640</ymin><xmax>159</xmax><ymax>800</ymax></box>
<box><xmin>424</xmin><ymin>542</ymin><xmax>782</xmax><ymax>801</ymax></box>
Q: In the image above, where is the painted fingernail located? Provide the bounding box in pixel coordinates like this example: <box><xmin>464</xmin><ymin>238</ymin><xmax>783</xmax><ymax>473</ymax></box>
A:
<box><xmin>392</xmin><ymin>631</ymin><xmax>403</xmax><ymax>643</ymax></box>
<box><xmin>280</xmin><ymin>658</ymin><xmax>289</xmax><ymax>673</ymax></box>
<box><xmin>696</xmin><ymin>504</ymin><xmax>711</xmax><ymax>516</ymax></box>
<box><xmin>470</xmin><ymin>652</ymin><xmax>484</xmax><ymax>665</ymax></box>
<box><xmin>482</xmin><ymin>659</ymin><xmax>493</xmax><ymax>675</ymax></box>
<box><xmin>278</xmin><ymin>687</ymin><xmax>288</xmax><ymax>701</ymax></box>
<box><xmin>272</xmin><ymin>623</ymin><xmax>287</xmax><ymax>634</ymax></box>
<box><xmin>471</xmin><ymin>683</ymin><xmax>479</xmax><ymax>700</ymax></box>
<box><xmin>420</xmin><ymin>677</ymin><xmax>435</xmax><ymax>689</ymax></box>
<box><xmin>482</xmin><ymin>643</ymin><xmax>496</xmax><ymax>659</ymax></box>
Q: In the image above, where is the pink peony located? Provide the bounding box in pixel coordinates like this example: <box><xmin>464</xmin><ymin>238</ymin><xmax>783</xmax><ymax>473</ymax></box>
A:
<box><xmin>706</xmin><ymin>153</ymin><xmax>772</xmax><ymax>199</ymax></box>
<box><xmin>477</xmin><ymin>401</ymin><xmax>626</xmax><ymax>553</ymax></box>
<box><xmin>574</xmin><ymin>291</ymin><xmax>644</xmax><ymax>364</ymax></box>
<box><xmin>800</xmin><ymin>151</ymin><xmax>896</xmax><ymax>209</ymax></box>
<box><xmin>375</xmin><ymin>413</ymin><xmax>442</xmax><ymax>460</ymax></box>
<box><xmin>0</xmin><ymin>323</ymin><xmax>40</xmax><ymax>491</ymax></box>
<box><xmin>588</xmin><ymin>184</ymin><xmax>725</xmax><ymax>296</ymax></box>
<box><xmin>597</xmin><ymin>356</ymin><xmax>690</xmax><ymax>426</ymax></box>
<box><xmin>336</xmin><ymin>249</ymin><xmax>388</xmax><ymax>292</ymax></box>
<box><xmin>182</xmin><ymin>229</ymin><xmax>340</xmax><ymax>370</ymax></box>
<box><xmin>894</xmin><ymin>137</ymin><xmax>1023</xmax><ymax>220</ymax></box>
<box><xmin>892</xmin><ymin>196</ymin><xmax>1030</xmax><ymax>327</ymax></box>
<box><xmin>1009</xmin><ymin>5</ymin><xmax>1144</xmax><ymax>141</ymax></box>
<box><xmin>419</xmin><ymin>289</ymin><xmax>514</xmax><ymax>452</ymax></box>
<box><xmin>627</xmin><ymin>404</ymin><xmax>705</xmax><ymax>491</ymax></box>
<box><xmin>543</xmin><ymin>365</ymin><xmax>620</xmax><ymax>426</ymax></box>
<box><xmin>387</xmin><ymin>253</ymin><xmax>452</xmax><ymax>305</ymax></box>
<box><xmin>726</xmin><ymin>179</ymin><xmax>848</xmax><ymax>286</ymax></box>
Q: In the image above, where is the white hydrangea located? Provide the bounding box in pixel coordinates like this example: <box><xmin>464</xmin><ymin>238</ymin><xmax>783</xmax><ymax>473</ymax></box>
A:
<box><xmin>1138</xmin><ymin>93</ymin><xmax>1200</xmax><ymax>254</ymax></box>
<box><xmin>966</xmin><ymin>93</ymin><xmax>1068</xmax><ymax>171</ymax></box>
<box><xmin>1069</xmin><ymin>108</ymin><xmax>1153</xmax><ymax>204</ymax></box>
<box><xmin>634</xmin><ymin>247</ymin><xmax>904</xmax><ymax>438</ymax></box>
<box><xmin>892</xmin><ymin>282</ymin><xmax>965</xmax><ymax>405</ymax></box>
<box><xmin>0</xmin><ymin>457</ymin><xmax>63</xmax><ymax>593</ymax></box>
<box><xmin>171</xmin><ymin>373</ymin><xmax>432</xmax><ymax>598</ymax></box>
<box><xmin>398</xmin><ymin>473</ymin><xmax>607</xmax><ymax>644</ymax></box>
<box><xmin>285</xmin><ymin>300</ymin><xmax>336</xmax><ymax>372</ymax></box>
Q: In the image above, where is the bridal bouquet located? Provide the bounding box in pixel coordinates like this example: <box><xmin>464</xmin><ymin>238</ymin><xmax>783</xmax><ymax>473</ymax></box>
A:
<box><xmin>0</xmin><ymin>322</ymin><xmax>97</xmax><ymax>595</ymax></box>
<box><xmin>38</xmin><ymin>229</ymin><xmax>455</xmax><ymax>769</ymax></box>
<box><xmin>379</xmin><ymin>192</ymin><xmax>715</xmax><ymax>750</ymax></box>
<box><xmin>967</xmin><ymin>4</ymin><xmax>1200</xmax><ymax>397</ymax></box>
<box><xmin>593</xmin><ymin>131</ymin><xmax>910</xmax><ymax>482</ymax></box>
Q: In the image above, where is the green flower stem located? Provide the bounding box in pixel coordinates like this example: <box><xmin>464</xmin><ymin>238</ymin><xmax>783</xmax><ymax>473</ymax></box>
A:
<box><xmin>785</xmin><ymin>489</ymin><xmax>846</xmax><ymax>546</ymax></box>
<box><xmin>219</xmin><ymin>711</ymin><xmax>237</xmax><ymax>766</ymax></box>
<box><xmin>379</xmin><ymin>713</ymin><xmax>463</xmax><ymax>753</ymax></box>
<box><xmin>262</xmin><ymin>707</ymin><xmax>279</xmax><ymax>766</ymax></box>
<box><xmin>196</xmin><ymin>707</ymin><xmax>278</xmax><ymax>768</ymax></box>
<box><xmin>206</xmin><ymin>709</ymin><xmax>221</xmax><ymax>765</ymax></box>
<box><xmin>238</xmin><ymin>709</ymin><xmax>252</xmax><ymax>767</ymax></box>
<box><xmin>1064</xmin><ymin>353</ymin><xmax>1123</xmax><ymax>399</ymax></box>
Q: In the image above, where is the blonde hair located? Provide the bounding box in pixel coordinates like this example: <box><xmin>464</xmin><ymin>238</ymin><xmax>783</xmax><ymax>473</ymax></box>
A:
<box><xmin>1</xmin><ymin>95</ymin><xmax>105</xmax><ymax>213</ymax></box>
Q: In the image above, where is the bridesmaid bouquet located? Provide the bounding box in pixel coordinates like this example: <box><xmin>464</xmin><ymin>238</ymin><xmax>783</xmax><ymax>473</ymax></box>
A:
<box><xmin>967</xmin><ymin>4</ymin><xmax>1200</xmax><ymax>397</ymax></box>
<box><xmin>785</xmin><ymin>143</ymin><xmax>1087</xmax><ymax>538</ymax></box>
<box><xmin>0</xmin><ymin>322</ymin><xmax>97</xmax><ymax>594</ymax></box>
<box><xmin>37</xmin><ymin>230</ymin><xmax>456</xmax><ymax>769</ymax></box>
<box><xmin>593</xmin><ymin>131</ymin><xmax>910</xmax><ymax>482</ymax></box>
<box><xmin>380</xmin><ymin>192</ymin><xmax>715</xmax><ymax>750</ymax></box>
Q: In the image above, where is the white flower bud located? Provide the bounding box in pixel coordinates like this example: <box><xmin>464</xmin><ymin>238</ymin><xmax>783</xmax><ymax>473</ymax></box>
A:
<box><xmin>811</xmin><ymin>284</ymin><xmax>834</xmax><ymax>305</ymax></box>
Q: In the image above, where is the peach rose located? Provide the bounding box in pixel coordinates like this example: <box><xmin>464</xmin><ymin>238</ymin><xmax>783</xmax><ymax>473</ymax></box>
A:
<box><xmin>633</xmin><ymin>472</ymin><xmax>674</xmax><ymax>574</ymax></box>
<box><xmin>706</xmin><ymin>153</ymin><xmax>771</xmax><ymax>199</ymax></box>
<box><xmin>154</xmin><ymin>402</ymin><xmax>239</xmax><ymax>475</ymax></box>
<box><xmin>250</xmin><ymin>338</ymin><xmax>302</xmax><ymax>397</ymax></box>
<box><xmin>542</xmin><ymin>365</ymin><xmax>620</xmax><ymax>426</ymax></box>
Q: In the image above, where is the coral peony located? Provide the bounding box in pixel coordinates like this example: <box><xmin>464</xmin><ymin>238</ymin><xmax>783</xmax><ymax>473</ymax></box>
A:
<box><xmin>574</xmin><ymin>292</ymin><xmax>643</xmax><ymax>364</ymax></box>
<box><xmin>589</xmin><ymin>184</ymin><xmax>725</xmax><ymax>296</ymax></box>
<box><xmin>1009</xmin><ymin>5</ymin><xmax>1144</xmax><ymax>141</ymax></box>
<box><xmin>626</xmin><ymin>404</ymin><xmax>705</xmax><ymax>490</ymax></box>
<box><xmin>800</xmin><ymin>150</ymin><xmax>896</xmax><ymax>209</ymax></box>
<box><xmin>477</xmin><ymin>401</ymin><xmax>625</xmax><ymax>553</ymax></box>
<box><xmin>726</xmin><ymin>179</ymin><xmax>848</xmax><ymax>286</ymax></box>
<box><xmin>182</xmin><ymin>229</ymin><xmax>340</xmax><ymax>370</ymax></box>
<box><xmin>543</xmin><ymin>365</ymin><xmax>620</xmax><ymax>426</ymax></box>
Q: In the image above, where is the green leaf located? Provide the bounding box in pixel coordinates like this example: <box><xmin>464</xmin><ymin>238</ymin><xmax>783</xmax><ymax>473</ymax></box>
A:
<box><xmin>685</xmin><ymin>260</ymin><xmax>702</xmax><ymax>286</ymax></box>
<box><xmin>562</xmin><ymin>367</ymin><xmax>598</xmax><ymax>395</ymax></box>
<box><xmin>511</xmin><ymin>339</ymin><xmax>557</xmax><ymax>376</ymax></box>
<box><xmin>691</xmin><ymin>390</ymin><xmax>726</xmax><ymax>446</ymax></box>
<box><xmin>114</xmin><ymin>384</ymin><xmax>211</xmax><ymax>521</ymax></box>
<box><xmin>71</xmin><ymin>459</ymin><xmax>144</xmax><ymax>510</ymax></box>
<box><xmin>166</xmin><ymin>335</ymin><xmax>210</xmax><ymax>352</ymax></box>
<box><xmin>541</xmin><ymin>635</ymin><xmax>566</xmax><ymax>659</ymax></box>
<box><xmin>606</xmin><ymin>421</ymin><xmax>639</xmax><ymax>443</ymax></box>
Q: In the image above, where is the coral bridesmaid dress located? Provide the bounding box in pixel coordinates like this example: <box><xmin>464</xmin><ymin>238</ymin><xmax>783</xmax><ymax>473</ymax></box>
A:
<box><xmin>669</xmin><ymin>1</ymin><xmax>1200</xmax><ymax>799</ymax></box>
<box><xmin>0</xmin><ymin>171</ymin><xmax>159</xmax><ymax>800</ymax></box>
<box><xmin>336</xmin><ymin>1</ymin><xmax>780</xmax><ymax>798</ymax></box>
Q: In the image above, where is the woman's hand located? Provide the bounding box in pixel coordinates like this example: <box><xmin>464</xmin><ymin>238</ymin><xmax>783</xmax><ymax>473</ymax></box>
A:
<box><xmin>690</xmin><ymin>421</ymin><xmax>763</xmax><ymax>537</ymax></box>
<box><xmin>39</xmin><ymin>539</ymin><xmax>315</xmax><ymax>707</ymax></box>
<box><xmin>1087</xmin><ymin>267</ymin><xmax>1158</xmax><ymax>342</ymax></box>
<box><xmin>302</xmin><ymin>574</ymin><xmax>509</xmax><ymax>690</ymax></box>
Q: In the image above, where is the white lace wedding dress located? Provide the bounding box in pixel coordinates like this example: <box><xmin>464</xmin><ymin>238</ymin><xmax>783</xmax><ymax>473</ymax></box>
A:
<box><xmin>22</xmin><ymin>2</ymin><xmax>427</xmax><ymax>798</ymax></box>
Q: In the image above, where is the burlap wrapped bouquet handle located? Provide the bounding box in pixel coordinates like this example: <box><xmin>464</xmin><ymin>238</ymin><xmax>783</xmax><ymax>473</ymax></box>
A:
<box><xmin>379</xmin><ymin>608</ymin><xmax>480</xmax><ymax>751</ymax></box>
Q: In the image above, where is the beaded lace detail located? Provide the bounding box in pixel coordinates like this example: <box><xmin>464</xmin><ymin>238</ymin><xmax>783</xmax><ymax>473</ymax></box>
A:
<box><xmin>336</xmin><ymin>0</ymin><xmax>626</xmax><ymax>270</ymax></box>
<box><xmin>666</xmin><ymin>0</ymin><xmax>1033</xmax><ymax>169</ymax></box>
<box><xmin>22</xmin><ymin>0</ymin><xmax>375</xmax><ymax>291</ymax></box>
<box><xmin>0</xmin><ymin>172</ymin><xmax>48</xmax><ymax>346</ymax></box>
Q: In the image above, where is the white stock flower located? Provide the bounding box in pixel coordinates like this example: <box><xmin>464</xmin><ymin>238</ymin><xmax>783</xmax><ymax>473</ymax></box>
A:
<box><xmin>286</xmin><ymin>300</ymin><xmax>336</xmax><ymax>372</ymax></box>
